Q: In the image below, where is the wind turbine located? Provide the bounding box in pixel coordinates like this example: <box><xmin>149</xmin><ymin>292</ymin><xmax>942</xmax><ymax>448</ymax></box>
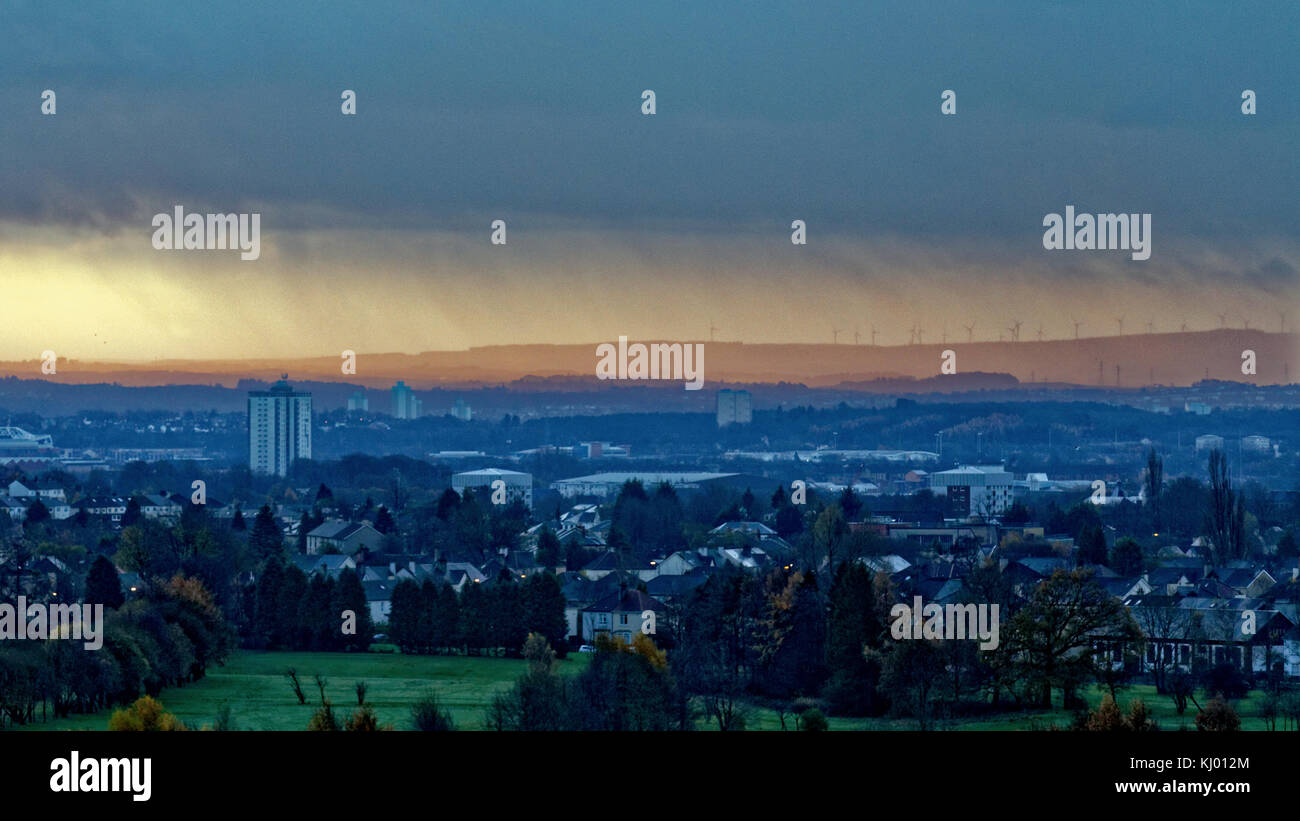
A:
<box><xmin>1115</xmin><ymin>316</ymin><xmax>1125</xmax><ymax>335</ymax></box>
<box><xmin>832</xmin><ymin>328</ymin><xmax>841</xmax><ymax>344</ymax></box>
<box><xmin>853</xmin><ymin>327</ymin><xmax>862</xmax><ymax>345</ymax></box>
<box><xmin>963</xmin><ymin>322</ymin><xmax>976</xmax><ymax>343</ymax></box>
<box><xmin>1035</xmin><ymin>324</ymin><xmax>1045</xmax><ymax>342</ymax></box>
<box><xmin>1180</xmin><ymin>319</ymin><xmax>1188</xmax><ymax>332</ymax></box>
<box><xmin>709</xmin><ymin>320</ymin><xmax>719</xmax><ymax>342</ymax></box>
<box><xmin>941</xmin><ymin>325</ymin><xmax>948</xmax><ymax>344</ymax></box>
<box><xmin>1145</xmin><ymin>319</ymin><xmax>1155</xmax><ymax>334</ymax></box>
<box><xmin>870</xmin><ymin>325</ymin><xmax>878</xmax><ymax>345</ymax></box>
<box><xmin>1280</xmin><ymin>310</ymin><xmax>1288</xmax><ymax>333</ymax></box>
<box><xmin>915</xmin><ymin>327</ymin><xmax>925</xmax><ymax>345</ymax></box>
<box><xmin>1007</xmin><ymin>319</ymin><xmax>1022</xmax><ymax>342</ymax></box>
<box><xmin>1072</xmin><ymin>319</ymin><xmax>1082</xmax><ymax>339</ymax></box>
<box><xmin>1217</xmin><ymin>312</ymin><xmax>1227</xmax><ymax>328</ymax></box>
<box><xmin>1241</xmin><ymin>316</ymin><xmax>1251</xmax><ymax>331</ymax></box>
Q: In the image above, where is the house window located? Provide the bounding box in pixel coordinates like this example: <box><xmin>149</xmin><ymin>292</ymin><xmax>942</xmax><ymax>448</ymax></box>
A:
<box><xmin>620</xmin><ymin>613</ymin><xmax>628</xmax><ymax>626</ymax></box>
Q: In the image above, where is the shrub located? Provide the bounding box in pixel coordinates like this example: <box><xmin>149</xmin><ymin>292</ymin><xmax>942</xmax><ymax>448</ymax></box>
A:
<box><xmin>412</xmin><ymin>692</ymin><xmax>456</xmax><ymax>731</ymax></box>
<box><xmin>800</xmin><ymin>708</ymin><xmax>828</xmax><ymax>732</ymax></box>
<box><xmin>1195</xmin><ymin>696</ymin><xmax>1240</xmax><ymax>732</ymax></box>
<box><xmin>108</xmin><ymin>696</ymin><xmax>186</xmax><ymax>731</ymax></box>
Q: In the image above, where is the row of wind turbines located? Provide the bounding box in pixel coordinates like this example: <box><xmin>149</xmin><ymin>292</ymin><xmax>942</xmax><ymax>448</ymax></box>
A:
<box><xmin>704</xmin><ymin>309</ymin><xmax>1287</xmax><ymax>345</ymax></box>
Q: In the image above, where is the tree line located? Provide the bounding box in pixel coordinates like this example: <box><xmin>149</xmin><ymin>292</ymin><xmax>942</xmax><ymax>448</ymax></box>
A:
<box><xmin>385</xmin><ymin>570</ymin><xmax>567</xmax><ymax>657</ymax></box>
<box><xmin>0</xmin><ymin>562</ymin><xmax>233</xmax><ymax>728</ymax></box>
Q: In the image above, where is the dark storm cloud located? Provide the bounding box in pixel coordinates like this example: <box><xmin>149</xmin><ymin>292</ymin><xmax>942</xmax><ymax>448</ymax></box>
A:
<box><xmin>0</xmin><ymin>0</ymin><xmax>1295</xmax><ymax>243</ymax></box>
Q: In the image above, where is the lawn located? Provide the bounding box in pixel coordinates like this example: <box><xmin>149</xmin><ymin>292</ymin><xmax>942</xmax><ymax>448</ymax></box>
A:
<box><xmin>19</xmin><ymin>649</ymin><xmax>588</xmax><ymax>732</ymax></box>
<box><xmin>17</xmin><ymin>652</ymin><xmax>1284</xmax><ymax>731</ymax></box>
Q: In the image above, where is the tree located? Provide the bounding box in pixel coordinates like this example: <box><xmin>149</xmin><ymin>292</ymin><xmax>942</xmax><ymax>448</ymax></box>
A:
<box><xmin>84</xmin><ymin>555</ymin><xmax>124</xmax><ymax>609</ymax></box>
<box><xmin>535</xmin><ymin>527</ymin><xmax>562</xmax><ymax>568</ymax></box>
<box><xmin>1109</xmin><ymin>537</ymin><xmax>1144</xmax><ymax>576</ymax></box>
<box><xmin>489</xmin><ymin>570</ymin><xmax>527</xmax><ymax>656</ymax></box>
<box><xmin>333</xmin><ymin>568</ymin><xmax>372</xmax><ymax>652</ymax></box>
<box><xmin>1204</xmin><ymin>449</ymin><xmax>1246</xmax><ymax>565</ymax></box>
<box><xmin>838</xmin><ymin>487</ymin><xmax>863</xmax><ymax>520</ymax></box>
<box><xmin>756</xmin><ymin>570</ymin><xmax>826</xmax><ymax>699</ymax></box>
<box><xmin>253</xmin><ymin>556</ymin><xmax>284</xmax><ymax>648</ymax></box>
<box><xmin>276</xmin><ymin>566</ymin><xmax>308</xmax><ymax>649</ymax></box>
<box><xmin>434</xmin><ymin>488</ymin><xmax>461</xmax><ymax>521</ymax></box>
<box><xmin>374</xmin><ymin>506</ymin><xmax>396</xmax><ymax>535</ymax></box>
<box><xmin>250</xmin><ymin>505</ymin><xmax>284</xmax><ymax>562</ymax></box>
<box><xmin>299</xmin><ymin>573</ymin><xmax>336</xmax><ymax>650</ymax></box>
<box><xmin>231</xmin><ymin>506</ymin><xmax>246</xmax><ymax>531</ymax></box>
<box><xmin>431</xmin><ymin>582</ymin><xmax>459</xmax><ymax>654</ymax></box>
<box><xmin>877</xmin><ymin>638</ymin><xmax>947</xmax><ymax>729</ymax></box>
<box><xmin>458</xmin><ymin>579</ymin><xmax>490</xmax><ymax>655</ymax></box>
<box><xmin>487</xmin><ymin>634</ymin><xmax>571</xmax><ymax>731</ymax></box>
<box><xmin>121</xmin><ymin>497</ymin><xmax>142</xmax><ymax>528</ymax></box>
<box><xmin>675</xmin><ymin>569</ymin><xmax>755</xmax><ymax>731</ymax></box>
<box><xmin>521</xmin><ymin>572</ymin><xmax>568</xmax><ymax>657</ymax></box>
<box><xmin>297</xmin><ymin>509</ymin><xmax>322</xmax><ymax>552</ymax></box>
<box><xmin>569</xmin><ymin>633</ymin><xmax>677</xmax><ymax>731</ymax></box>
<box><xmin>822</xmin><ymin>561</ymin><xmax>885</xmax><ymax>716</ymax></box>
<box><xmin>775</xmin><ymin>505</ymin><xmax>803</xmax><ymax>539</ymax></box>
<box><xmin>1077</xmin><ymin>525</ymin><xmax>1108</xmax><ymax>566</ymax></box>
<box><xmin>388</xmin><ymin>579</ymin><xmax>423</xmax><ymax>653</ymax></box>
<box><xmin>771</xmin><ymin>484</ymin><xmax>786</xmax><ymax>510</ymax></box>
<box><xmin>1006</xmin><ymin>569</ymin><xmax>1142</xmax><ymax>708</ymax></box>
<box><xmin>1144</xmin><ymin>448</ymin><xmax>1164</xmax><ymax>532</ymax></box>
<box><xmin>812</xmin><ymin>505</ymin><xmax>848</xmax><ymax>572</ymax></box>
<box><xmin>1276</xmin><ymin>530</ymin><xmax>1297</xmax><ymax>560</ymax></box>
<box><xmin>25</xmin><ymin>498</ymin><xmax>50</xmax><ymax>525</ymax></box>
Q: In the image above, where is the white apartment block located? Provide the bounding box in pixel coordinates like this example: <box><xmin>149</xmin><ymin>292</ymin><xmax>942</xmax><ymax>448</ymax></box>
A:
<box><xmin>249</xmin><ymin>377</ymin><xmax>312</xmax><ymax>477</ymax></box>
<box><xmin>716</xmin><ymin>389</ymin><xmax>752</xmax><ymax>427</ymax></box>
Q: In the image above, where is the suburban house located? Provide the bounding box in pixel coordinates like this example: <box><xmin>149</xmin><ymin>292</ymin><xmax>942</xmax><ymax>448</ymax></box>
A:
<box><xmin>305</xmin><ymin>520</ymin><xmax>384</xmax><ymax>555</ymax></box>
<box><xmin>140</xmin><ymin>494</ymin><xmax>184</xmax><ymax>520</ymax></box>
<box><xmin>580</xmin><ymin>587</ymin><xmax>667</xmax><ymax>644</ymax></box>
<box><xmin>78</xmin><ymin>496</ymin><xmax>129</xmax><ymax>525</ymax></box>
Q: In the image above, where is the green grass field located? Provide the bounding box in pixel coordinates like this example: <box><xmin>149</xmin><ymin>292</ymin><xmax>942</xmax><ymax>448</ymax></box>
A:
<box><xmin>14</xmin><ymin>650</ymin><xmax>1286</xmax><ymax>731</ymax></box>
<box><xmin>18</xmin><ymin>649</ymin><xmax>587</xmax><ymax>732</ymax></box>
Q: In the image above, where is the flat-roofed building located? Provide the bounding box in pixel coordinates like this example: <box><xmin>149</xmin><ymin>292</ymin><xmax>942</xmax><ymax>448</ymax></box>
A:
<box><xmin>453</xmin><ymin>468</ymin><xmax>533</xmax><ymax>509</ymax></box>
<box><xmin>929</xmin><ymin>465</ymin><xmax>1014</xmax><ymax>516</ymax></box>
<box><xmin>248</xmin><ymin>377</ymin><xmax>312</xmax><ymax>477</ymax></box>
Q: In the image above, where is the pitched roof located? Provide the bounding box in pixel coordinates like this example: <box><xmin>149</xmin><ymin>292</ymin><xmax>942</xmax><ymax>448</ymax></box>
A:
<box><xmin>584</xmin><ymin>588</ymin><xmax>666</xmax><ymax>614</ymax></box>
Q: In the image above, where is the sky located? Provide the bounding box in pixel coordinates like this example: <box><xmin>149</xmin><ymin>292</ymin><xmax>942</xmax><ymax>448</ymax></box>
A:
<box><xmin>0</xmin><ymin>1</ymin><xmax>1296</xmax><ymax>361</ymax></box>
